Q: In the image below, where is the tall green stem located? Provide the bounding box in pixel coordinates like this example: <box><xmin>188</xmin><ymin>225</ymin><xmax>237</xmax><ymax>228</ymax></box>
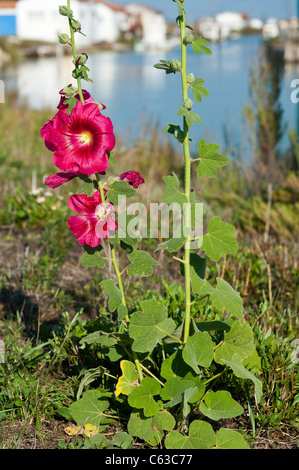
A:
<box><xmin>67</xmin><ymin>0</ymin><xmax>84</xmax><ymax>104</ymax></box>
<box><xmin>179</xmin><ymin>6</ymin><xmax>192</xmax><ymax>343</ymax></box>
<box><xmin>110</xmin><ymin>246</ymin><xmax>143</xmax><ymax>382</ymax></box>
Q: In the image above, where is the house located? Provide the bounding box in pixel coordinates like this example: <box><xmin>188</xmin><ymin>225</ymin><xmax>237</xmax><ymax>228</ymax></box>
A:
<box><xmin>16</xmin><ymin>0</ymin><xmax>128</xmax><ymax>47</ymax></box>
<box><xmin>197</xmin><ymin>11</ymin><xmax>248</xmax><ymax>42</ymax></box>
<box><xmin>196</xmin><ymin>16</ymin><xmax>221</xmax><ymax>42</ymax></box>
<box><xmin>124</xmin><ymin>3</ymin><xmax>166</xmax><ymax>51</ymax></box>
<box><xmin>262</xmin><ymin>18</ymin><xmax>280</xmax><ymax>40</ymax></box>
<box><xmin>0</xmin><ymin>1</ymin><xmax>17</xmax><ymax>37</ymax></box>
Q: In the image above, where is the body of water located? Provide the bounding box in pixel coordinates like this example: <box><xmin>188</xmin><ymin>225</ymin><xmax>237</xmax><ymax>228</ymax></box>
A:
<box><xmin>1</xmin><ymin>34</ymin><xmax>298</xmax><ymax>158</ymax></box>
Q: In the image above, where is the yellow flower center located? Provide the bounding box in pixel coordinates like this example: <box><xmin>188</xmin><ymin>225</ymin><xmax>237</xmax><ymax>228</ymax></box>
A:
<box><xmin>79</xmin><ymin>131</ymin><xmax>93</xmax><ymax>145</ymax></box>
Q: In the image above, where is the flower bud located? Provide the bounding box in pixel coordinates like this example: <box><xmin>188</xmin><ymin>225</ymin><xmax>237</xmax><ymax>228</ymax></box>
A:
<box><xmin>183</xmin><ymin>98</ymin><xmax>193</xmax><ymax>110</ymax></box>
<box><xmin>58</xmin><ymin>33</ymin><xmax>70</xmax><ymax>44</ymax></box>
<box><xmin>171</xmin><ymin>59</ymin><xmax>181</xmax><ymax>70</ymax></box>
<box><xmin>71</xmin><ymin>19</ymin><xmax>81</xmax><ymax>32</ymax></box>
<box><xmin>59</xmin><ymin>5</ymin><xmax>73</xmax><ymax>17</ymax></box>
<box><xmin>73</xmin><ymin>53</ymin><xmax>88</xmax><ymax>66</ymax></box>
<box><xmin>184</xmin><ymin>33</ymin><xmax>194</xmax><ymax>45</ymax></box>
<box><xmin>186</xmin><ymin>73</ymin><xmax>195</xmax><ymax>85</ymax></box>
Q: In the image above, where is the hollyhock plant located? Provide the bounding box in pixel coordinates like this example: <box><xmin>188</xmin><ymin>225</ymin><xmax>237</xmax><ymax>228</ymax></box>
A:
<box><xmin>119</xmin><ymin>171</ymin><xmax>145</xmax><ymax>189</ymax></box>
<box><xmin>67</xmin><ymin>190</ymin><xmax>117</xmax><ymax>247</ymax></box>
<box><xmin>42</xmin><ymin>100</ymin><xmax>115</xmax><ymax>175</ymax></box>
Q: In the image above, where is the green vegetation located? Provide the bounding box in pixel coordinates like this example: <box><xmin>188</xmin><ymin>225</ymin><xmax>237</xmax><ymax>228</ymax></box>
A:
<box><xmin>0</xmin><ymin>90</ymin><xmax>298</xmax><ymax>448</ymax></box>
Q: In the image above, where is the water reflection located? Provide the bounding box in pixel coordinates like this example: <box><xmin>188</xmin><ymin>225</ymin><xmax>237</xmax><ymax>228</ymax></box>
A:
<box><xmin>1</xmin><ymin>34</ymin><xmax>297</xmax><ymax>157</ymax></box>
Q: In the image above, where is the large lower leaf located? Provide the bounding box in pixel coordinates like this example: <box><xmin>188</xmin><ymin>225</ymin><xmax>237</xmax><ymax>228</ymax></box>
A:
<box><xmin>182</xmin><ymin>331</ymin><xmax>214</xmax><ymax>373</ymax></box>
<box><xmin>215</xmin><ymin>428</ymin><xmax>249</xmax><ymax>449</ymax></box>
<box><xmin>68</xmin><ymin>390</ymin><xmax>110</xmax><ymax>429</ymax></box>
<box><xmin>214</xmin><ymin>321</ymin><xmax>255</xmax><ymax>364</ymax></box>
<box><xmin>129</xmin><ymin>299</ymin><xmax>176</xmax><ymax>353</ymax></box>
<box><xmin>128</xmin><ymin>378</ymin><xmax>161</xmax><ymax>417</ymax></box>
<box><xmin>165</xmin><ymin>420</ymin><xmax>216</xmax><ymax>449</ymax></box>
<box><xmin>128</xmin><ymin>410</ymin><xmax>175</xmax><ymax>446</ymax></box>
<box><xmin>199</xmin><ymin>390</ymin><xmax>244</xmax><ymax>421</ymax></box>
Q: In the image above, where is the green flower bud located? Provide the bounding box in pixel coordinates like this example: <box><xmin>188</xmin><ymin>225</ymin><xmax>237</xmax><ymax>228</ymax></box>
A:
<box><xmin>59</xmin><ymin>5</ymin><xmax>73</xmax><ymax>18</ymax></box>
<box><xmin>71</xmin><ymin>19</ymin><xmax>81</xmax><ymax>32</ymax></box>
<box><xmin>183</xmin><ymin>98</ymin><xmax>194</xmax><ymax>110</ymax></box>
<box><xmin>184</xmin><ymin>33</ymin><xmax>194</xmax><ymax>45</ymax></box>
<box><xmin>58</xmin><ymin>33</ymin><xmax>70</xmax><ymax>45</ymax></box>
<box><xmin>171</xmin><ymin>59</ymin><xmax>181</xmax><ymax>70</ymax></box>
<box><xmin>186</xmin><ymin>73</ymin><xmax>195</xmax><ymax>85</ymax></box>
<box><xmin>73</xmin><ymin>53</ymin><xmax>88</xmax><ymax>66</ymax></box>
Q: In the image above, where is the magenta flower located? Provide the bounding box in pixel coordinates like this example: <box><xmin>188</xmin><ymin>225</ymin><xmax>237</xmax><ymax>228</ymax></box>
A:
<box><xmin>45</xmin><ymin>171</ymin><xmax>79</xmax><ymax>188</ymax></box>
<box><xmin>68</xmin><ymin>190</ymin><xmax>117</xmax><ymax>247</ymax></box>
<box><xmin>41</xmin><ymin>101</ymin><xmax>115</xmax><ymax>175</ymax></box>
<box><xmin>119</xmin><ymin>171</ymin><xmax>145</xmax><ymax>189</ymax></box>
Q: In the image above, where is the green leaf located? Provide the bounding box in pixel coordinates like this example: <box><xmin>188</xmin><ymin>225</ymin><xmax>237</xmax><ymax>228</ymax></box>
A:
<box><xmin>110</xmin><ymin>432</ymin><xmax>134</xmax><ymax>449</ymax></box>
<box><xmin>128</xmin><ymin>410</ymin><xmax>175</xmax><ymax>446</ymax></box>
<box><xmin>114</xmin><ymin>211</ymin><xmax>141</xmax><ymax>250</ymax></box>
<box><xmin>162</xmin><ymin>172</ymin><xmax>188</xmax><ymax>208</ymax></box>
<box><xmin>155</xmin><ymin>224</ymin><xmax>189</xmax><ymax>254</ymax></box>
<box><xmin>192</xmin><ymin>78</ymin><xmax>209</xmax><ymax>103</ymax></box>
<box><xmin>196</xmin><ymin>320</ymin><xmax>231</xmax><ymax>333</ymax></box>
<box><xmin>199</xmin><ymin>216</ymin><xmax>239</xmax><ymax>262</ymax></box>
<box><xmin>196</xmin><ymin>139</ymin><xmax>228</xmax><ymax>178</ymax></box>
<box><xmin>181</xmin><ymin>253</ymin><xmax>206</xmax><ymax>288</ymax></box>
<box><xmin>182</xmin><ymin>331</ymin><xmax>214</xmax><ymax>373</ymax></box>
<box><xmin>161</xmin><ymin>377</ymin><xmax>204</xmax><ymax>408</ymax></box>
<box><xmin>115</xmin><ymin>360</ymin><xmax>139</xmax><ymax>397</ymax></box>
<box><xmin>177</xmin><ymin>106</ymin><xmax>202</xmax><ymax>127</ymax></box>
<box><xmin>129</xmin><ymin>299</ymin><xmax>176</xmax><ymax>353</ymax></box>
<box><xmin>107</xmin><ymin>180</ymin><xmax>136</xmax><ymax>205</ymax></box>
<box><xmin>81</xmin><ymin>249</ymin><xmax>105</xmax><ymax>268</ymax></box>
<box><xmin>221</xmin><ymin>355</ymin><xmax>263</xmax><ymax>403</ymax></box>
<box><xmin>214</xmin><ymin>321</ymin><xmax>255</xmax><ymax>364</ymax></box>
<box><xmin>199</xmin><ymin>390</ymin><xmax>244</xmax><ymax>421</ymax></box>
<box><xmin>215</xmin><ymin>428</ymin><xmax>250</xmax><ymax>449</ymax></box>
<box><xmin>100</xmin><ymin>280</ymin><xmax>128</xmax><ymax>320</ymax></box>
<box><xmin>161</xmin><ymin>350</ymin><xmax>198</xmax><ymax>381</ymax></box>
<box><xmin>198</xmin><ymin>277</ymin><xmax>243</xmax><ymax>318</ymax></box>
<box><xmin>127</xmin><ymin>250</ymin><xmax>159</xmax><ymax>277</ymax></box>
<box><xmin>191</xmin><ymin>36</ymin><xmax>212</xmax><ymax>56</ymax></box>
<box><xmin>68</xmin><ymin>390</ymin><xmax>110</xmax><ymax>428</ymax></box>
<box><xmin>165</xmin><ymin>420</ymin><xmax>216</xmax><ymax>449</ymax></box>
<box><xmin>128</xmin><ymin>378</ymin><xmax>161</xmax><ymax>417</ymax></box>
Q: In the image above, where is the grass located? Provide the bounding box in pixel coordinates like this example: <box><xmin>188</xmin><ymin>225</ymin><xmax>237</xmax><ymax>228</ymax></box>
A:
<box><xmin>0</xmin><ymin>97</ymin><xmax>298</xmax><ymax>449</ymax></box>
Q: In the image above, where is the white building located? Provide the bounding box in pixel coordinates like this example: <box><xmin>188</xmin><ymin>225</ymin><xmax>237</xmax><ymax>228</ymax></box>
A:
<box><xmin>197</xmin><ymin>11</ymin><xmax>247</xmax><ymax>42</ymax></box>
<box><xmin>16</xmin><ymin>0</ymin><xmax>128</xmax><ymax>47</ymax></box>
<box><xmin>262</xmin><ymin>18</ymin><xmax>280</xmax><ymax>40</ymax></box>
<box><xmin>125</xmin><ymin>3</ymin><xmax>166</xmax><ymax>51</ymax></box>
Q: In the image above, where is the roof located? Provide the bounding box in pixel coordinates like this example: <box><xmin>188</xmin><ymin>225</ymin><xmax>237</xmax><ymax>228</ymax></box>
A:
<box><xmin>0</xmin><ymin>1</ymin><xmax>17</xmax><ymax>8</ymax></box>
<box><xmin>94</xmin><ymin>0</ymin><xmax>127</xmax><ymax>13</ymax></box>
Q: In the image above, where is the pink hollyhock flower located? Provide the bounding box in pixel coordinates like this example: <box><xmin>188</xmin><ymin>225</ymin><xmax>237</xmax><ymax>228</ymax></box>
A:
<box><xmin>68</xmin><ymin>190</ymin><xmax>117</xmax><ymax>247</ymax></box>
<box><xmin>45</xmin><ymin>171</ymin><xmax>79</xmax><ymax>188</ymax></box>
<box><xmin>119</xmin><ymin>171</ymin><xmax>145</xmax><ymax>189</ymax></box>
<box><xmin>42</xmin><ymin>101</ymin><xmax>115</xmax><ymax>175</ymax></box>
<box><xmin>40</xmin><ymin>88</ymin><xmax>106</xmax><ymax>156</ymax></box>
